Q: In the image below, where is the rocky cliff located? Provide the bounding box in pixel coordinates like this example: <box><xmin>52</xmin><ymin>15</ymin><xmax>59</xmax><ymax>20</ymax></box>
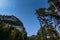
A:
<box><xmin>0</xmin><ymin>15</ymin><xmax>26</xmax><ymax>34</ymax></box>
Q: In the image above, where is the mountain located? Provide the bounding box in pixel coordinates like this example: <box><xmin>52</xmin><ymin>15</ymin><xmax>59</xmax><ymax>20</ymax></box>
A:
<box><xmin>0</xmin><ymin>15</ymin><xmax>26</xmax><ymax>34</ymax></box>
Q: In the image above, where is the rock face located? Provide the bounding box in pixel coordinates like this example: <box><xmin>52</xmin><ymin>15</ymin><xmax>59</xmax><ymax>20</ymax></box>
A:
<box><xmin>0</xmin><ymin>15</ymin><xmax>26</xmax><ymax>34</ymax></box>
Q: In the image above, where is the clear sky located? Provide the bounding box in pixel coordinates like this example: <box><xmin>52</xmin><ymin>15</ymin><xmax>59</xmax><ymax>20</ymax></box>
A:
<box><xmin>0</xmin><ymin>0</ymin><xmax>49</xmax><ymax>36</ymax></box>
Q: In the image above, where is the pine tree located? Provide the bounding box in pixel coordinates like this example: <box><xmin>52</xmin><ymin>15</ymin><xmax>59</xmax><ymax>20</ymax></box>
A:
<box><xmin>36</xmin><ymin>20</ymin><xmax>59</xmax><ymax>40</ymax></box>
<box><xmin>36</xmin><ymin>0</ymin><xmax>60</xmax><ymax>40</ymax></box>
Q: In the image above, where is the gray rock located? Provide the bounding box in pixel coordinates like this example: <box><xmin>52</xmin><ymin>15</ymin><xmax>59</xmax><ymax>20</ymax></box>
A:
<box><xmin>0</xmin><ymin>15</ymin><xmax>27</xmax><ymax>34</ymax></box>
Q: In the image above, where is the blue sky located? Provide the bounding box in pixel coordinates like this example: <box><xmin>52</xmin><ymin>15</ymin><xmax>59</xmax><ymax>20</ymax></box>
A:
<box><xmin>0</xmin><ymin>0</ymin><xmax>49</xmax><ymax>36</ymax></box>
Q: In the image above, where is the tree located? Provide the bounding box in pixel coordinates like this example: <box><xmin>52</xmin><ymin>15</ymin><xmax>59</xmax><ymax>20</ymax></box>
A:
<box><xmin>28</xmin><ymin>35</ymin><xmax>36</xmax><ymax>40</ymax></box>
<box><xmin>0</xmin><ymin>24</ymin><xmax>27</xmax><ymax>40</ymax></box>
<box><xmin>36</xmin><ymin>0</ymin><xmax>60</xmax><ymax>40</ymax></box>
<box><xmin>37</xmin><ymin>21</ymin><xmax>59</xmax><ymax>40</ymax></box>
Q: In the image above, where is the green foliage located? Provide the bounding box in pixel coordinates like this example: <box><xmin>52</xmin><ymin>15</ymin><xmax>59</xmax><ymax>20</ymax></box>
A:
<box><xmin>36</xmin><ymin>8</ymin><xmax>46</xmax><ymax>14</ymax></box>
<box><xmin>36</xmin><ymin>0</ymin><xmax>60</xmax><ymax>40</ymax></box>
<box><xmin>48</xmin><ymin>5</ymin><xmax>55</xmax><ymax>10</ymax></box>
<box><xmin>0</xmin><ymin>25</ymin><xmax>27</xmax><ymax>40</ymax></box>
<box><xmin>37</xmin><ymin>24</ymin><xmax>59</xmax><ymax>40</ymax></box>
<box><xmin>37</xmin><ymin>27</ymin><xmax>47</xmax><ymax>40</ymax></box>
<box><xmin>28</xmin><ymin>35</ymin><xmax>36</xmax><ymax>40</ymax></box>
